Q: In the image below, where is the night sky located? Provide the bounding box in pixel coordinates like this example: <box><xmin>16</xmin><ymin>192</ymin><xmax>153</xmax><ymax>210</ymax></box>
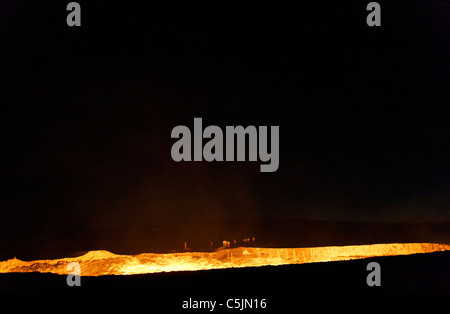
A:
<box><xmin>1</xmin><ymin>1</ymin><xmax>450</xmax><ymax>257</ymax></box>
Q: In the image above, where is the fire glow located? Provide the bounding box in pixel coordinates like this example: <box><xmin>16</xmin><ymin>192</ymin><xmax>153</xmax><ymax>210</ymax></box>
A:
<box><xmin>1</xmin><ymin>243</ymin><xmax>449</xmax><ymax>277</ymax></box>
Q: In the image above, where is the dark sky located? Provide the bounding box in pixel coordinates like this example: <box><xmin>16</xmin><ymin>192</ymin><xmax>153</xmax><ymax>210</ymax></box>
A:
<box><xmin>1</xmin><ymin>0</ymin><xmax>450</xmax><ymax>244</ymax></box>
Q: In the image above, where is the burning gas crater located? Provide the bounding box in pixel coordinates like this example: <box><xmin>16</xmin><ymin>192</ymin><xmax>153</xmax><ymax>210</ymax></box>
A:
<box><xmin>1</xmin><ymin>243</ymin><xmax>449</xmax><ymax>277</ymax></box>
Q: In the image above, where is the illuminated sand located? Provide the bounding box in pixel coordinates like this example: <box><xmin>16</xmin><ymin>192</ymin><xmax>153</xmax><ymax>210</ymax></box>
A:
<box><xmin>1</xmin><ymin>243</ymin><xmax>449</xmax><ymax>276</ymax></box>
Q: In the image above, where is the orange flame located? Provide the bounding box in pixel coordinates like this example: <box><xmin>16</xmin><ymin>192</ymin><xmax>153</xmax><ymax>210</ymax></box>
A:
<box><xmin>1</xmin><ymin>243</ymin><xmax>449</xmax><ymax>277</ymax></box>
